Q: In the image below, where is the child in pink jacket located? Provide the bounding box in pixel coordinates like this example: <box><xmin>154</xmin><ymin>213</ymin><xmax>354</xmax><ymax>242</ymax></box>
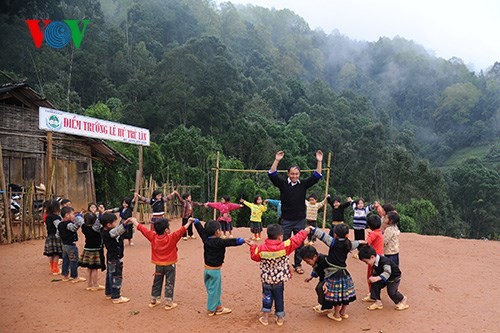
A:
<box><xmin>205</xmin><ymin>196</ymin><xmax>243</xmax><ymax>238</ymax></box>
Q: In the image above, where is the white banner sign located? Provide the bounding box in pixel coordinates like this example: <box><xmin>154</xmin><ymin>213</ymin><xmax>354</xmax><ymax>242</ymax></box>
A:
<box><xmin>39</xmin><ymin>107</ymin><xmax>150</xmax><ymax>146</ymax></box>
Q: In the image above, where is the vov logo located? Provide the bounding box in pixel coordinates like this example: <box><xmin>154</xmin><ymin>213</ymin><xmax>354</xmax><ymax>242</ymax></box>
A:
<box><xmin>25</xmin><ymin>20</ymin><xmax>90</xmax><ymax>49</ymax></box>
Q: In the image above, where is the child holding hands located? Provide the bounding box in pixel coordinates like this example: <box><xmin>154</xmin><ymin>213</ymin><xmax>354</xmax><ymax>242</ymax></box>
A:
<box><xmin>247</xmin><ymin>224</ymin><xmax>313</xmax><ymax>326</ymax></box>
<box><xmin>132</xmin><ymin>217</ymin><xmax>194</xmax><ymax>310</ymax></box>
<box><xmin>193</xmin><ymin>218</ymin><xmax>246</xmax><ymax>316</ymax></box>
<box><xmin>240</xmin><ymin>196</ymin><xmax>267</xmax><ymax>240</ymax></box>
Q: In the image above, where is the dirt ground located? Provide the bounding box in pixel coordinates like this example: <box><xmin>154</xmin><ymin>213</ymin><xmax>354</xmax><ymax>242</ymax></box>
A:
<box><xmin>0</xmin><ymin>218</ymin><xmax>498</xmax><ymax>332</ymax></box>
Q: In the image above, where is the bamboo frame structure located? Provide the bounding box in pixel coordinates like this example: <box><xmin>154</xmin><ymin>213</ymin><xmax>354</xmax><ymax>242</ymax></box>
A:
<box><xmin>211</xmin><ymin>151</ymin><xmax>333</xmax><ymax>227</ymax></box>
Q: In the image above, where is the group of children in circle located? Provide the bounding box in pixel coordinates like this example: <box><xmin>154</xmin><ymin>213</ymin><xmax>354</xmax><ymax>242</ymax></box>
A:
<box><xmin>42</xmin><ymin>190</ymin><xmax>407</xmax><ymax>325</ymax></box>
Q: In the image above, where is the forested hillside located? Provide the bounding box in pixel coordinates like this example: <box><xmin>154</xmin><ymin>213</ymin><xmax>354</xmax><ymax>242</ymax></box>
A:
<box><xmin>1</xmin><ymin>0</ymin><xmax>498</xmax><ymax>238</ymax></box>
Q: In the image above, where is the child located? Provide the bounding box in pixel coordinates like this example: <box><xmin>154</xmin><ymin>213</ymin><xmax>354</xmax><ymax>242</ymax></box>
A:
<box><xmin>360</xmin><ymin>215</ymin><xmax>384</xmax><ymax>302</ymax></box>
<box><xmin>43</xmin><ymin>199</ymin><xmax>63</xmax><ymax>275</ymax></box>
<box><xmin>79</xmin><ymin>212</ymin><xmax>106</xmax><ymax>291</ymax></box>
<box><xmin>300</xmin><ymin>245</ymin><xmax>329</xmax><ymax>313</ymax></box>
<box><xmin>205</xmin><ymin>196</ymin><xmax>243</xmax><ymax>238</ymax></box>
<box><xmin>60</xmin><ymin>198</ymin><xmax>72</xmax><ymax>207</ymax></box>
<box><xmin>351</xmin><ymin>198</ymin><xmax>376</xmax><ymax>241</ymax></box>
<box><xmin>266</xmin><ymin>199</ymin><xmax>282</xmax><ymax>223</ymax></box>
<box><xmin>97</xmin><ymin>203</ymin><xmax>106</xmax><ymax>220</ymax></box>
<box><xmin>193</xmin><ymin>218</ymin><xmax>245</xmax><ymax>316</ymax></box>
<box><xmin>358</xmin><ymin>245</ymin><xmax>409</xmax><ymax>311</ymax></box>
<box><xmin>248</xmin><ymin>224</ymin><xmax>312</xmax><ymax>326</ymax></box>
<box><xmin>327</xmin><ymin>195</ymin><xmax>352</xmax><ymax>236</ymax></box>
<box><xmin>240</xmin><ymin>196</ymin><xmax>267</xmax><ymax>240</ymax></box>
<box><xmin>109</xmin><ymin>198</ymin><xmax>134</xmax><ymax>246</ymax></box>
<box><xmin>305</xmin><ymin>194</ymin><xmax>327</xmax><ymax>244</ymax></box>
<box><xmin>57</xmin><ymin>206</ymin><xmax>86</xmax><ymax>283</ymax></box>
<box><xmin>177</xmin><ymin>192</ymin><xmax>203</xmax><ymax>240</ymax></box>
<box><xmin>100</xmin><ymin>212</ymin><xmax>132</xmax><ymax>304</ymax></box>
<box><xmin>136</xmin><ymin>190</ymin><xmax>178</xmax><ymax>230</ymax></box>
<box><xmin>311</xmin><ymin>224</ymin><xmax>358</xmax><ymax>321</ymax></box>
<box><xmin>384</xmin><ymin>211</ymin><xmax>401</xmax><ymax>266</ymax></box>
<box><xmin>87</xmin><ymin>202</ymin><xmax>98</xmax><ymax>215</ymax></box>
<box><xmin>132</xmin><ymin>217</ymin><xmax>194</xmax><ymax>310</ymax></box>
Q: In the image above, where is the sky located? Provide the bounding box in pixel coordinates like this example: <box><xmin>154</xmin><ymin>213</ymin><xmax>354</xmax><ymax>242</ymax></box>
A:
<box><xmin>220</xmin><ymin>0</ymin><xmax>499</xmax><ymax>71</ymax></box>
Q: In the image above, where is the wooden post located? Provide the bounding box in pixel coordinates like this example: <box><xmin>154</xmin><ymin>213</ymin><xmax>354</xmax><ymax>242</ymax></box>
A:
<box><xmin>88</xmin><ymin>158</ymin><xmax>96</xmax><ymax>203</ymax></box>
<box><xmin>132</xmin><ymin>170</ymin><xmax>141</xmax><ymax>218</ymax></box>
<box><xmin>0</xmin><ymin>143</ymin><xmax>12</xmax><ymax>243</ymax></box>
<box><xmin>138</xmin><ymin>145</ymin><xmax>143</xmax><ymax>187</ymax></box>
<box><xmin>45</xmin><ymin>132</ymin><xmax>53</xmax><ymax>201</ymax></box>
<box><xmin>213</xmin><ymin>151</ymin><xmax>220</xmax><ymax>220</ymax></box>
<box><xmin>322</xmin><ymin>152</ymin><xmax>332</xmax><ymax>229</ymax></box>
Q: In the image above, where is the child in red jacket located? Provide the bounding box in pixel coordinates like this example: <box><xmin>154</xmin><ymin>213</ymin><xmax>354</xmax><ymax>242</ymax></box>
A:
<box><xmin>247</xmin><ymin>224</ymin><xmax>313</xmax><ymax>326</ymax></box>
<box><xmin>132</xmin><ymin>218</ymin><xmax>193</xmax><ymax>310</ymax></box>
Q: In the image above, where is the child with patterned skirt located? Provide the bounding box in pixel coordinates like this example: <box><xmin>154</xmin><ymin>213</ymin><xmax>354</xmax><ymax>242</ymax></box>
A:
<box><xmin>359</xmin><ymin>245</ymin><xmax>409</xmax><ymax>311</ymax></box>
<box><xmin>194</xmin><ymin>218</ymin><xmax>245</xmax><ymax>316</ymax></box>
<box><xmin>132</xmin><ymin>217</ymin><xmax>193</xmax><ymax>310</ymax></box>
<box><xmin>43</xmin><ymin>199</ymin><xmax>63</xmax><ymax>275</ymax></box>
<box><xmin>240</xmin><ymin>196</ymin><xmax>267</xmax><ymax>240</ymax></box>
<box><xmin>136</xmin><ymin>190</ymin><xmax>178</xmax><ymax>230</ymax></box>
<box><xmin>79</xmin><ymin>212</ymin><xmax>106</xmax><ymax>291</ymax></box>
<box><xmin>312</xmin><ymin>224</ymin><xmax>358</xmax><ymax>321</ymax></box>
<box><xmin>247</xmin><ymin>224</ymin><xmax>312</xmax><ymax>326</ymax></box>
<box><xmin>205</xmin><ymin>196</ymin><xmax>243</xmax><ymax>238</ymax></box>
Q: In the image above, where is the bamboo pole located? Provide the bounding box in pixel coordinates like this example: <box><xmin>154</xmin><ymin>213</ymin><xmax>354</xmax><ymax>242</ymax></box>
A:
<box><xmin>213</xmin><ymin>151</ymin><xmax>220</xmax><ymax>220</ymax></box>
<box><xmin>138</xmin><ymin>145</ymin><xmax>143</xmax><ymax>193</ymax></box>
<box><xmin>210</xmin><ymin>168</ymin><xmax>329</xmax><ymax>173</ymax></box>
<box><xmin>0</xmin><ymin>143</ymin><xmax>12</xmax><ymax>243</ymax></box>
<box><xmin>45</xmin><ymin>132</ymin><xmax>53</xmax><ymax>201</ymax></box>
<box><xmin>322</xmin><ymin>152</ymin><xmax>332</xmax><ymax>229</ymax></box>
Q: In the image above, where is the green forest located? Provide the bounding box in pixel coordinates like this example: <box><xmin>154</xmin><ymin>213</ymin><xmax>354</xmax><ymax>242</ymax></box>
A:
<box><xmin>1</xmin><ymin>0</ymin><xmax>498</xmax><ymax>239</ymax></box>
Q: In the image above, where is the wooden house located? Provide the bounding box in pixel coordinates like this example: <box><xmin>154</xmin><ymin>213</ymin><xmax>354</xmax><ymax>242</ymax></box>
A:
<box><xmin>0</xmin><ymin>83</ymin><xmax>128</xmax><ymax>211</ymax></box>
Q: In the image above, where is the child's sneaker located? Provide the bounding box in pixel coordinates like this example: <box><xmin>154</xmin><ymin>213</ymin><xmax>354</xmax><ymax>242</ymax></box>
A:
<box><xmin>148</xmin><ymin>299</ymin><xmax>161</xmax><ymax>308</ymax></box>
<box><xmin>276</xmin><ymin>316</ymin><xmax>284</xmax><ymax>326</ymax></box>
<box><xmin>61</xmin><ymin>276</ymin><xmax>73</xmax><ymax>282</ymax></box>
<box><xmin>105</xmin><ymin>295</ymin><xmax>112</xmax><ymax>300</ymax></box>
<box><xmin>112</xmin><ymin>296</ymin><xmax>130</xmax><ymax>304</ymax></box>
<box><xmin>182</xmin><ymin>237</ymin><xmax>188</xmax><ymax>241</ymax></box>
<box><xmin>190</xmin><ymin>235</ymin><xmax>196</xmax><ymax>239</ymax></box>
<box><xmin>362</xmin><ymin>294</ymin><xmax>375</xmax><ymax>302</ymax></box>
<box><xmin>256</xmin><ymin>237</ymin><xmax>261</xmax><ymax>241</ymax></box>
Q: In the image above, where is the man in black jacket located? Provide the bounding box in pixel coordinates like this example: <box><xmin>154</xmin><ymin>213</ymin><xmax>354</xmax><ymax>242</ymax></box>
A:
<box><xmin>268</xmin><ymin>150</ymin><xmax>323</xmax><ymax>274</ymax></box>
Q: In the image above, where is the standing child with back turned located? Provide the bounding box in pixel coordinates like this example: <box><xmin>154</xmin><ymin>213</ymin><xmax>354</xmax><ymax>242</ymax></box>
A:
<box><xmin>79</xmin><ymin>212</ymin><xmax>106</xmax><ymax>291</ymax></box>
<box><xmin>247</xmin><ymin>224</ymin><xmax>313</xmax><ymax>326</ymax></box>
<box><xmin>132</xmin><ymin>217</ymin><xmax>194</xmax><ymax>310</ymax></box>
<box><xmin>193</xmin><ymin>218</ymin><xmax>245</xmax><ymax>316</ymax></box>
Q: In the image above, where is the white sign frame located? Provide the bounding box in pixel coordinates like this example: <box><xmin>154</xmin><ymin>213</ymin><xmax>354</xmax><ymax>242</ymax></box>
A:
<box><xmin>39</xmin><ymin>107</ymin><xmax>150</xmax><ymax>146</ymax></box>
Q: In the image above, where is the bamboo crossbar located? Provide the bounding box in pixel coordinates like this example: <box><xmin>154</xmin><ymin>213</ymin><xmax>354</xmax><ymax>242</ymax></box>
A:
<box><xmin>211</xmin><ymin>168</ymin><xmax>330</xmax><ymax>173</ymax></box>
